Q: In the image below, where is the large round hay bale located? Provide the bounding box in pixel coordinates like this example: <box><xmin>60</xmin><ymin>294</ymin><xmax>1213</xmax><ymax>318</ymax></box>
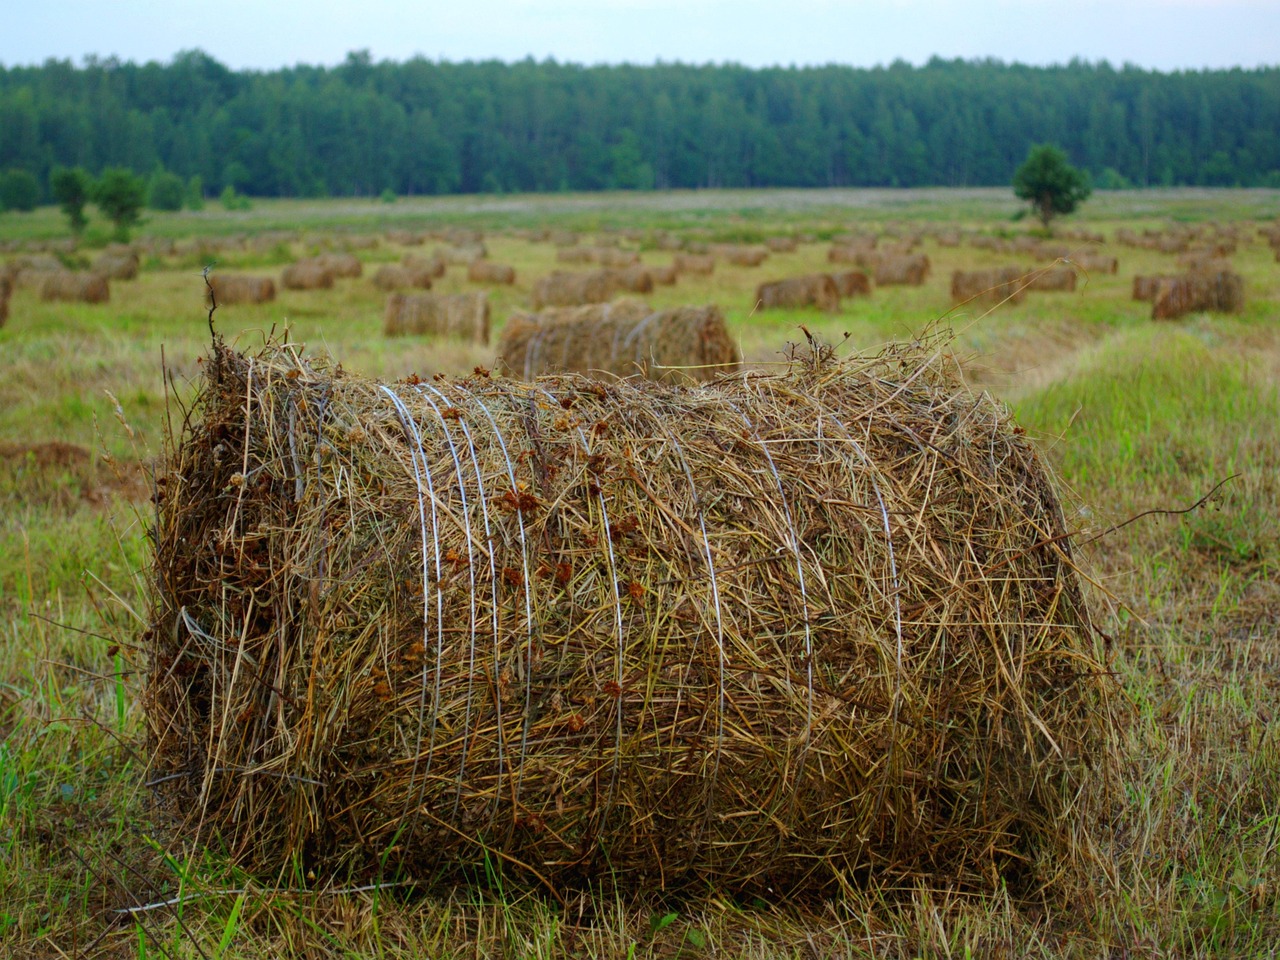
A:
<box><xmin>384</xmin><ymin>291</ymin><xmax>490</xmax><ymax>342</ymax></box>
<box><xmin>950</xmin><ymin>268</ymin><xmax>1027</xmax><ymax>306</ymax></box>
<box><xmin>40</xmin><ymin>271</ymin><xmax>110</xmax><ymax>304</ymax></box>
<box><xmin>93</xmin><ymin>252</ymin><xmax>140</xmax><ymax>280</ymax></box>
<box><xmin>555</xmin><ymin>247</ymin><xmax>596</xmax><ymax>265</ymax></box>
<box><xmin>402</xmin><ymin>253</ymin><xmax>446</xmax><ymax>279</ymax></box>
<box><xmin>672</xmin><ymin>253</ymin><xmax>715</xmax><ymax>276</ymax></box>
<box><xmin>208</xmin><ymin>274</ymin><xmax>277</xmax><ymax>305</ymax></box>
<box><xmin>314</xmin><ymin>252</ymin><xmax>363</xmax><ymax>279</ymax></box>
<box><xmin>832</xmin><ymin>269</ymin><xmax>871</xmax><ymax>298</ymax></box>
<box><xmin>496</xmin><ymin>300</ymin><xmax>740</xmax><ymax>382</ymax></box>
<box><xmin>755</xmin><ymin>274</ymin><xmax>841</xmax><ymax>313</ymax></box>
<box><xmin>144</xmin><ymin>339</ymin><xmax>1114</xmax><ymax>898</ymax></box>
<box><xmin>281</xmin><ymin>262</ymin><xmax>335</xmax><ymax>290</ymax></box>
<box><xmin>531</xmin><ymin>270</ymin><xmax>617</xmax><ymax>309</ymax></box>
<box><xmin>1026</xmin><ymin>266</ymin><xmax>1078</xmax><ymax>293</ymax></box>
<box><xmin>723</xmin><ymin>246</ymin><xmax>768</xmax><ymax>267</ymax></box>
<box><xmin>1152</xmin><ymin>271</ymin><xmax>1244</xmax><ymax>320</ymax></box>
<box><xmin>874</xmin><ymin>253</ymin><xmax>931</xmax><ymax>286</ymax></box>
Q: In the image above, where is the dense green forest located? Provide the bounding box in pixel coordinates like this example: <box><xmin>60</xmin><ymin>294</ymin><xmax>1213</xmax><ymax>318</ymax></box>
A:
<box><xmin>1</xmin><ymin>49</ymin><xmax>1278</xmax><ymax>201</ymax></box>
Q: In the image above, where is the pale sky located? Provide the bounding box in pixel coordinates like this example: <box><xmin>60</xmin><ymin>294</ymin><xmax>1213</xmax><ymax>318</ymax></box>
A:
<box><xmin>1</xmin><ymin>0</ymin><xmax>1276</xmax><ymax>72</ymax></box>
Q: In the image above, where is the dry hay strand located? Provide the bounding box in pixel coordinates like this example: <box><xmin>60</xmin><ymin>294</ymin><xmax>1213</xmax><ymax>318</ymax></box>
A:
<box><xmin>496</xmin><ymin>300</ymin><xmax>740</xmax><ymax>382</ymax></box>
<box><xmin>144</xmin><ymin>335</ymin><xmax>1117</xmax><ymax>900</ymax></box>
<box><xmin>467</xmin><ymin>261</ymin><xmax>517</xmax><ymax>285</ymax></box>
<box><xmin>765</xmin><ymin>236</ymin><xmax>798</xmax><ymax>253</ymax></box>
<box><xmin>874</xmin><ymin>254</ymin><xmax>931</xmax><ymax>287</ymax></box>
<box><xmin>1131</xmin><ymin>275</ymin><xmax>1178</xmax><ymax>302</ymax></box>
<box><xmin>40</xmin><ymin>271</ymin><xmax>109</xmax><ymax>304</ymax></box>
<box><xmin>1152</xmin><ymin>271</ymin><xmax>1245</xmax><ymax>320</ymax></box>
<box><xmin>832</xmin><ymin>270</ymin><xmax>871</xmax><ymax>298</ymax></box>
<box><xmin>281</xmin><ymin>262</ymin><xmax>335</xmax><ymax>291</ymax></box>
<box><xmin>755</xmin><ymin>274</ymin><xmax>841</xmax><ymax>313</ymax></box>
<box><xmin>1025</xmin><ymin>267</ymin><xmax>1078</xmax><ymax>293</ymax></box>
<box><xmin>385</xmin><ymin>291</ymin><xmax>490</xmax><ymax>342</ymax></box>
<box><xmin>672</xmin><ymin>253</ymin><xmax>715</xmax><ymax>276</ymax></box>
<box><xmin>93</xmin><ymin>251</ymin><xmax>140</xmax><ymax>280</ymax></box>
<box><xmin>315</xmin><ymin>253</ymin><xmax>363</xmax><ymax>279</ymax></box>
<box><xmin>950</xmin><ymin>268</ymin><xmax>1028</xmax><ymax>307</ymax></box>
<box><xmin>208</xmin><ymin>274</ymin><xmax>277</xmax><ymax>306</ymax></box>
<box><xmin>373</xmin><ymin>265</ymin><xmax>435</xmax><ymax>292</ymax></box>
<box><xmin>402</xmin><ymin>253</ymin><xmax>447</xmax><ymax>279</ymax></box>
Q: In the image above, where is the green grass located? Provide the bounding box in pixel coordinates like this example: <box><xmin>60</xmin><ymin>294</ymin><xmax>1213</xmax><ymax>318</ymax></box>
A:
<box><xmin>2</xmin><ymin>187</ymin><xmax>1278</xmax><ymax>957</ymax></box>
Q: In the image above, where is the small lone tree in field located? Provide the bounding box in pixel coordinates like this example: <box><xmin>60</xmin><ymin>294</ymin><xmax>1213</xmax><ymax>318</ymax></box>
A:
<box><xmin>92</xmin><ymin>167</ymin><xmax>147</xmax><ymax>241</ymax></box>
<box><xmin>1013</xmin><ymin>144</ymin><xmax>1091</xmax><ymax>229</ymax></box>
<box><xmin>148</xmin><ymin>168</ymin><xmax>186</xmax><ymax>211</ymax></box>
<box><xmin>50</xmin><ymin>166</ymin><xmax>92</xmax><ymax>234</ymax></box>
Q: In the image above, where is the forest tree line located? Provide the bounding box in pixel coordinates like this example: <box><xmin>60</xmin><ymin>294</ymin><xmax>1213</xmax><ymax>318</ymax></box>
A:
<box><xmin>1</xmin><ymin>49</ymin><xmax>1278</xmax><ymax>202</ymax></box>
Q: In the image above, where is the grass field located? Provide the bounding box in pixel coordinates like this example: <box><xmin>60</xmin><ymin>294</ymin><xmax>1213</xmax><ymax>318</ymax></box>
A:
<box><xmin>1</xmin><ymin>187</ymin><xmax>1278</xmax><ymax>958</ymax></box>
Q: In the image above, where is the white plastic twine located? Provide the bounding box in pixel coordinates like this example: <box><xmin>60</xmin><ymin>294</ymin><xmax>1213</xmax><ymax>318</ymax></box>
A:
<box><xmin>452</xmin><ymin>382</ymin><xmax>535</xmax><ymax>819</ymax></box>
<box><xmin>723</xmin><ymin>396</ymin><xmax>815</xmax><ymax>745</ymax></box>
<box><xmin>532</xmin><ymin>384</ymin><xmax>628</xmax><ymax>825</ymax></box>
<box><xmin>378</xmin><ymin>386</ymin><xmax>446</xmax><ymax>827</ymax></box>
<box><xmin>413</xmin><ymin>384</ymin><xmax>483</xmax><ymax>823</ymax></box>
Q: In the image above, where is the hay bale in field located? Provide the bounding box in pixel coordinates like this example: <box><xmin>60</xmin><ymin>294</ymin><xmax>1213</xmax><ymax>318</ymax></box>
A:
<box><xmin>765</xmin><ymin>236</ymin><xmax>797</xmax><ymax>253</ymax></box>
<box><xmin>672</xmin><ymin>253</ymin><xmax>715</xmax><ymax>276</ymax></box>
<box><xmin>372</xmin><ymin>265</ymin><xmax>434</xmax><ymax>291</ymax></box>
<box><xmin>597</xmin><ymin>248</ymin><xmax>640</xmax><ymax>269</ymax></box>
<box><xmin>496</xmin><ymin>300</ymin><xmax>739</xmax><ymax>382</ymax></box>
<box><xmin>208</xmin><ymin>274</ymin><xmax>276</xmax><ymax>305</ymax></box>
<box><xmin>1026</xmin><ymin>267</ymin><xmax>1078</xmax><ymax>293</ymax></box>
<box><xmin>755</xmin><ymin>274</ymin><xmax>841</xmax><ymax>313</ymax></box>
<box><xmin>437</xmin><ymin>243</ymin><xmax>487</xmax><ymax>266</ymax></box>
<box><xmin>145</xmin><ymin>337</ymin><xmax>1115</xmax><ymax>898</ymax></box>
<box><xmin>93</xmin><ymin>251</ymin><xmax>140</xmax><ymax>280</ymax></box>
<box><xmin>1151</xmin><ymin>271</ymin><xmax>1244</xmax><ymax>320</ymax></box>
<box><xmin>40</xmin><ymin>271</ymin><xmax>109</xmax><ymax>304</ymax></box>
<box><xmin>874</xmin><ymin>253</ymin><xmax>931</xmax><ymax>287</ymax></box>
<box><xmin>832</xmin><ymin>269</ymin><xmax>871</xmax><ymax>298</ymax></box>
<box><xmin>281</xmin><ymin>262</ymin><xmax>335</xmax><ymax>290</ymax></box>
<box><xmin>550</xmin><ymin>230</ymin><xmax>579</xmax><ymax>247</ymax></box>
<box><xmin>315</xmin><ymin>253</ymin><xmax>363</xmax><ymax>279</ymax></box>
<box><xmin>827</xmin><ymin>244</ymin><xmax>871</xmax><ymax>265</ymax></box>
<box><xmin>386</xmin><ymin>229</ymin><xmax>426</xmax><ymax>246</ymax></box>
<box><xmin>647</xmin><ymin>263</ymin><xmax>677</xmax><ymax>286</ymax></box>
<box><xmin>556</xmin><ymin>247</ymin><xmax>596</xmax><ymax>265</ymax></box>
<box><xmin>402</xmin><ymin>253</ymin><xmax>447</xmax><ymax>279</ymax></box>
<box><xmin>468</xmin><ymin>261</ymin><xmax>516</xmax><ymax>285</ymax></box>
<box><xmin>1074</xmin><ymin>254</ymin><xmax>1118</xmax><ymax>275</ymax></box>
<box><xmin>609</xmin><ymin>266</ymin><xmax>654</xmax><ymax>295</ymax></box>
<box><xmin>532</xmin><ymin>271</ymin><xmax>613</xmax><ymax>309</ymax></box>
<box><xmin>1132</xmin><ymin>275</ymin><xmax>1177</xmax><ymax>302</ymax></box>
<box><xmin>724</xmin><ymin>246</ymin><xmax>768</xmax><ymax>268</ymax></box>
<box><xmin>384</xmin><ymin>291</ymin><xmax>490</xmax><ymax>342</ymax></box>
<box><xmin>950</xmin><ymin>268</ymin><xmax>1027</xmax><ymax>306</ymax></box>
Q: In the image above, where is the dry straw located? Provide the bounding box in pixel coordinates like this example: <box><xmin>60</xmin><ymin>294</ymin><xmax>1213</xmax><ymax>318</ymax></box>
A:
<box><xmin>208</xmin><ymin>274</ymin><xmax>277</xmax><ymax>306</ymax></box>
<box><xmin>496</xmin><ymin>300</ymin><xmax>740</xmax><ymax>382</ymax></box>
<box><xmin>145</xmin><ymin>334</ymin><xmax>1116</xmax><ymax>899</ymax></box>
<box><xmin>385</xmin><ymin>291</ymin><xmax>490</xmax><ymax>342</ymax></box>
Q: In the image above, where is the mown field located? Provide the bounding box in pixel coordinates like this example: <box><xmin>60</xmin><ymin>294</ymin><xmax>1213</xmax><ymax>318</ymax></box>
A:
<box><xmin>1</xmin><ymin>187</ymin><xmax>1278</xmax><ymax>958</ymax></box>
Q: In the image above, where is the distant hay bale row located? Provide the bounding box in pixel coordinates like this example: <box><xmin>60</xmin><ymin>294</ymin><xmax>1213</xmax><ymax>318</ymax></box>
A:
<box><xmin>556</xmin><ymin>247</ymin><xmax>639</xmax><ymax>268</ymax></box>
<box><xmin>672</xmin><ymin>253</ymin><xmax>715</xmax><ymax>275</ymax></box>
<box><xmin>467</xmin><ymin>261</ymin><xmax>517</xmax><ymax>285</ymax></box>
<box><xmin>209</xmin><ymin>274</ymin><xmax>276</xmax><ymax>305</ymax></box>
<box><xmin>384</xmin><ymin>291</ymin><xmax>490</xmax><ymax>342</ymax></box>
<box><xmin>531</xmin><ymin>269</ymin><xmax>653</xmax><ymax>309</ymax></box>
<box><xmin>41</xmin><ymin>272</ymin><xmax>110</xmax><ymax>304</ymax></box>
<box><xmin>496</xmin><ymin>299</ymin><xmax>740</xmax><ymax>382</ymax></box>
<box><xmin>1151</xmin><ymin>271</ymin><xmax>1244</xmax><ymax>320</ymax></box>
<box><xmin>755</xmin><ymin>274</ymin><xmax>841</xmax><ymax>313</ymax></box>
<box><xmin>145</xmin><ymin>338</ymin><xmax>1114</xmax><ymax>897</ymax></box>
<box><xmin>372</xmin><ymin>264</ymin><xmax>436</xmax><ymax>291</ymax></box>
<box><xmin>874</xmin><ymin>253</ymin><xmax>931</xmax><ymax>287</ymax></box>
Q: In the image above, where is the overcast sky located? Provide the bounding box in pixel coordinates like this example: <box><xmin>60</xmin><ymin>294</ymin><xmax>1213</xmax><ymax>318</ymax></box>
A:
<box><xmin>2</xmin><ymin>0</ymin><xmax>1276</xmax><ymax>73</ymax></box>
